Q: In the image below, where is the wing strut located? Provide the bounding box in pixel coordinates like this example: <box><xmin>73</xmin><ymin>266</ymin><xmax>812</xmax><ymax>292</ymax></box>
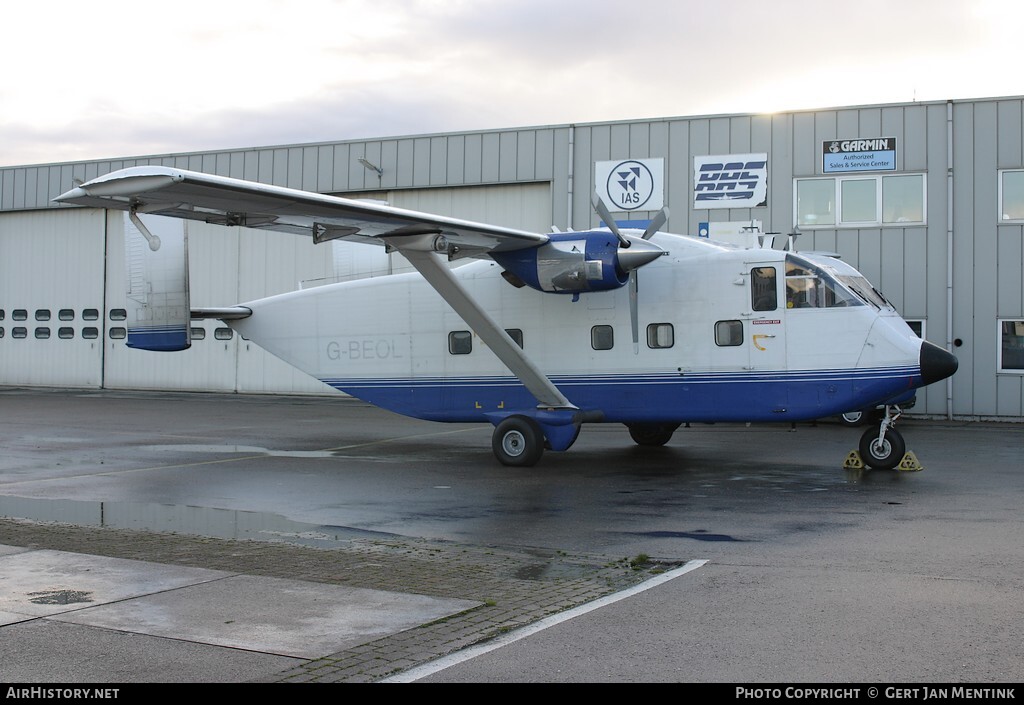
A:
<box><xmin>391</xmin><ymin>235</ymin><xmax>576</xmax><ymax>411</ymax></box>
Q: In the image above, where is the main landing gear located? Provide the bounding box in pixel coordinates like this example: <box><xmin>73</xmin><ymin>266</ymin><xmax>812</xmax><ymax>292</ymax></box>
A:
<box><xmin>857</xmin><ymin>405</ymin><xmax>907</xmax><ymax>470</ymax></box>
<box><xmin>492</xmin><ymin>416</ymin><xmax>546</xmax><ymax>467</ymax></box>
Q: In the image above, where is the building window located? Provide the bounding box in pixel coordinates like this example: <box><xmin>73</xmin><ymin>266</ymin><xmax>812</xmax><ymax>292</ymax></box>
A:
<box><xmin>715</xmin><ymin>320</ymin><xmax>743</xmax><ymax>347</ymax></box>
<box><xmin>1000</xmin><ymin>170</ymin><xmax>1024</xmax><ymax>221</ymax></box>
<box><xmin>591</xmin><ymin>325</ymin><xmax>614</xmax><ymax>350</ymax></box>
<box><xmin>448</xmin><ymin>330</ymin><xmax>472</xmax><ymax>355</ymax></box>
<box><xmin>841</xmin><ymin>179</ymin><xmax>876</xmax><ymax>222</ymax></box>
<box><xmin>647</xmin><ymin>323</ymin><xmax>674</xmax><ymax>349</ymax></box>
<box><xmin>999</xmin><ymin>320</ymin><xmax>1024</xmax><ymax>372</ymax></box>
<box><xmin>796</xmin><ymin>179</ymin><xmax>835</xmax><ymax>227</ymax></box>
<box><xmin>795</xmin><ymin>174</ymin><xmax>925</xmax><ymax>228</ymax></box>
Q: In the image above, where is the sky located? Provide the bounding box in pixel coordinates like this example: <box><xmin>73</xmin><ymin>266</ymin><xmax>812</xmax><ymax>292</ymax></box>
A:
<box><xmin>2</xmin><ymin>0</ymin><xmax>1023</xmax><ymax>167</ymax></box>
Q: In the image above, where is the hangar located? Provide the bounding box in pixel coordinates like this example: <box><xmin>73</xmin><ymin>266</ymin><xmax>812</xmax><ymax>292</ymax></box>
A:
<box><xmin>1</xmin><ymin>96</ymin><xmax>1022</xmax><ymax>420</ymax></box>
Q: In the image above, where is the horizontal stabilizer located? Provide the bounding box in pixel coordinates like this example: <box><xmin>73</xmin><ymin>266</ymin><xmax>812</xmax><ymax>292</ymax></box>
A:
<box><xmin>190</xmin><ymin>307</ymin><xmax>253</xmax><ymax>320</ymax></box>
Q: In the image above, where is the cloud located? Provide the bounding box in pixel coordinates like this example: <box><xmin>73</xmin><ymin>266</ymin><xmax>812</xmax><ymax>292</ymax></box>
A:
<box><xmin>2</xmin><ymin>0</ymin><xmax>1023</xmax><ymax>167</ymax></box>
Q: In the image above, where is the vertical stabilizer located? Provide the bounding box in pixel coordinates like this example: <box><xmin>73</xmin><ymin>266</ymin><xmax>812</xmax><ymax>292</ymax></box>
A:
<box><xmin>123</xmin><ymin>213</ymin><xmax>191</xmax><ymax>351</ymax></box>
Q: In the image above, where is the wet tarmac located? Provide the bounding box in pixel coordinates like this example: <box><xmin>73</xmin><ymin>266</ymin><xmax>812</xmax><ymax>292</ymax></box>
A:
<box><xmin>1</xmin><ymin>387</ymin><xmax>1022</xmax><ymax>683</ymax></box>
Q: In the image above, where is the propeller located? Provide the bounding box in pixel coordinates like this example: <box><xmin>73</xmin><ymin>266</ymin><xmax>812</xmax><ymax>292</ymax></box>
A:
<box><xmin>591</xmin><ymin>193</ymin><xmax>631</xmax><ymax>248</ymax></box>
<box><xmin>631</xmin><ymin>207</ymin><xmax>670</xmax><ymax>349</ymax></box>
<box><xmin>590</xmin><ymin>193</ymin><xmax>669</xmax><ymax>352</ymax></box>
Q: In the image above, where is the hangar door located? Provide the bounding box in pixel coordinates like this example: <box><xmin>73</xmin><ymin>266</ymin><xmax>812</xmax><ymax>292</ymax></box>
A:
<box><xmin>0</xmin><ymin>209</ymin><xmax>107</xmax><ymax>388</ymax></box>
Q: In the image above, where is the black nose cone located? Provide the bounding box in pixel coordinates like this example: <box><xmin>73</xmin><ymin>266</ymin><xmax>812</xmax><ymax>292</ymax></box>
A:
<box><xmin>920</xmin><ymin>341</ymin><xmax>958</xmax><ymax>386</ymax></box>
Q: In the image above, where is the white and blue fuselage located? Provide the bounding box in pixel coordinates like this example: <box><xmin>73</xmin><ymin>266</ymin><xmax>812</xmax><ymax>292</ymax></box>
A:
<box><xmin>228</xmin><ymin>232</ymin><xmax>941</xmax><ymax>426</ymax></box>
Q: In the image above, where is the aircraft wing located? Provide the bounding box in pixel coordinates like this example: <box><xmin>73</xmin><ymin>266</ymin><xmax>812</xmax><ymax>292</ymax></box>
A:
<box><xmin>55</xmin><ymin>166</ymin><xmax>550</xmax><ymax>257</ymax></box>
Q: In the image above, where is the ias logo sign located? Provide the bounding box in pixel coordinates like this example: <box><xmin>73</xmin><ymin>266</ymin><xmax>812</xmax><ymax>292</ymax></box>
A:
<box><xmin>595</xmin><ymin>158</ymin><xmax>664</xmax><ymax>212</ymax></box>
<box><xmin>606</xmin><ymin>160</ymin><xmax>655</xmax><ymax>211</ymax></box>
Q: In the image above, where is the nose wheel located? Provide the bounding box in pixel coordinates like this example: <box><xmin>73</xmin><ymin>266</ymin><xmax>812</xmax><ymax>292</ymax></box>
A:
<box><xmin>857</xmin><ymin>405</ymin><xmax>906</xmax><ymax>470</ymax></box>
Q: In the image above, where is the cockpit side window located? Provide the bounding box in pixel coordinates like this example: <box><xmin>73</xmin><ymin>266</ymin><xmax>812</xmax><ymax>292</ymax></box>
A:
<box><xmin>751</xmin><ymin>267</ymin><xmax>777</xmax><ymax>311</ymax></box>
<box><xmin>785</xmin><ymin>257</ymin><xmax>860</xmax><ymax>309</ymax></box>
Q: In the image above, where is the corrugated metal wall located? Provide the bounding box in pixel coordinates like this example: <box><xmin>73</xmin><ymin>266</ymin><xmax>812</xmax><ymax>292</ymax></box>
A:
<box><xmin>1</xmin><ymin>98</ymin><xmax>1022</xmax><ymax>418</ymax></box>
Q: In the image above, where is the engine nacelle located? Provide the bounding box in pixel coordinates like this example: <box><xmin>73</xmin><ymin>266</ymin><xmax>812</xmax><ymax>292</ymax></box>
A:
<box><xmin>490</xmin><ymin>231</ymin><xmax>665</xmax><ymax>294</ymax></box>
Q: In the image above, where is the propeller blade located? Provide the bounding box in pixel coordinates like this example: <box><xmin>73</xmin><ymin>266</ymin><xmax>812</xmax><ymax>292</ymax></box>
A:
<box><xmin>630</xmin><ymin>271</ymin><xmax>640</xmax><ymax>353</ymax></box>
<box><xmin>591</xmin><ymin>192</ymin><xmax>630</xmax><ymax>248</ymax></box>
<box><xmin>642</xmin><ymin>207</ymin><xmax>669</xmax><ymax>240</ymax></box>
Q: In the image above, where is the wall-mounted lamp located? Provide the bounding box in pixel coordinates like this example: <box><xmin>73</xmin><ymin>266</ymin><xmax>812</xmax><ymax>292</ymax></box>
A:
<box><xmin>358</xmin><ymin>157</ymin><xmax>383</xmax><ymax>179</ymax></box>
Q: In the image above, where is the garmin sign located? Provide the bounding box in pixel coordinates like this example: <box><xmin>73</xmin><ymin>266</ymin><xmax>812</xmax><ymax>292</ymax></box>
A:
<box><xmin>595</xmin><ymin>158</ymin><xmax>664</xmax><ymax>212</ymax></box>
<box><xmin>823</xmin><ymin>137</ymin><xmax>897</xmax><ymax>173</ymax></box>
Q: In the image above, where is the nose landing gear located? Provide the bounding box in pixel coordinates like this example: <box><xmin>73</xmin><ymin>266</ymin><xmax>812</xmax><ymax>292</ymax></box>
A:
<box><xmin>856</xmin><ymin>405</ymin><xmax>911</xmax><ymax>470</ymax></box>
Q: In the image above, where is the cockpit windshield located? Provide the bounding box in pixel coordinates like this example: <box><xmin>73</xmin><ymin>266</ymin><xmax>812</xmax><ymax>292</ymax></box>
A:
<box><xmin>834</xmin><ymin>274</ymin><xmax>894</xmax><ymax>310</ymax></box>
<box><xmin>785</xmin><ymin>255</ymin><xmax>861</xmax><ymax>309</ymax></box>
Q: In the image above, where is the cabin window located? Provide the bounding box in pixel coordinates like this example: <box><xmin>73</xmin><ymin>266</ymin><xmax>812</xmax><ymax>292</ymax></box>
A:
<box><xmin>999</xmin><ymin>320</ymin><xmax>1024</xmax><ymax>372</ymax></box>
<box><xmin>647</xmin><ymin>323</ymin><xmax>674</xmax><ymax>349</ymax></box>
<box><xmin>751</xmin><ymin>267</ymin><xmax>777</xmax><ymax>311</ymax></box>
<box><xmin>58</xmin><ymin>327</ymin><xmax>74</xmax><ymax>339</ymax></box>
<box><xmin>59</xmin><ymin>309</ymin><xmax>75</xmax><ymax>321</ymax></box>
<box><xmin>35</xmin><ymin>309</ymin><xmax>51</xmax><ymax>321</ymax></box>
<box><xmin>12</xmin><ymin>327</ymin><xmax>27</xmax><ymax>339</ymax></box>
<box><xmin>13</xmin><ymin>309</ymin><xmax>27</xmax><ymax>321</ymax></box>
<box><xmin>0</xmin><ymin>309</ymin><xmax>4</xmax><ymax>320</ymax></box>
<box><xmin>591</xmin><ymin>325</ymin><xmax>614</xmax><ymax>350</ymax></box>
<box><xmin>191</xmin><ymin>327</ymin><xmax>206</xmax><ymax>340</ymax></box>
<box><xmin>715</xmin><ymin>320</ymin><xmax>743</xmax><ymax>347</ymax></box>
<box><xmin>82</xmin><ymin>327</ymin><xmax>99</xmax><ymax>339</ymax></box>
<box><xmin>109</xmin><ymin>308</ymin><xmax>127</xmax><ymax>321</ymax></box>
<box><xmin>449</xmin><ymin>330</ymin><xmax>472</xmax><ymax>355</ymax></box>
<box><xmin>34</xmin><ymin>327</ymin><xmax>50</xmax><ymax>339</ymax></box>
<box><xmin>214</xmin><ymin>327</ymin><xmax>233</xmax><ymax>340</ymax></box>
<box><xmin>0</xmin><ymin>328</ymin><xmax>4</xmax><ymax>338</ymax></box>
<box><xmin>109</xmin><ymin>327</ymin><xmax>126</xmax><ymax>339</ymax></box>
<box><xmin>505</xmin><ymin>329</ymin><xmax>524</xmax><ymax>349</ymax></box>
<box><xmin>82</xmin><ymin>309</ymin><xmax>99</xmax><ymax>321</ymax></box>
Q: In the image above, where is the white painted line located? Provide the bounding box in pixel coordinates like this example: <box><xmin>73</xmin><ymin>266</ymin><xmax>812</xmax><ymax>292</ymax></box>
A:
<box><xmin>381</xmin><ymin>558</ymin><xmax>709</xmax><ymax>683</ymax></box>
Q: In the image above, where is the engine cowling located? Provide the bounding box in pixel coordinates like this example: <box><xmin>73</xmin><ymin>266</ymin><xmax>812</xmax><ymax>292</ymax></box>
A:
<box><xmin>490</xmin><ymin>231</ymin><xmax>665</xmax><ymax>294</ymax></box>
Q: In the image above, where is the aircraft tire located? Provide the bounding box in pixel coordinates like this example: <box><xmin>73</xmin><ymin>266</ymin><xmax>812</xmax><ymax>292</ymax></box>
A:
<box><xmin>493</xmin><ymin>416</ymin><xmax>545</xmax><ymax>467</ymax></box>
<box><xmin>858</xmin><ymin>425</ymin><xmax>906</xmax><ymax>470</ymax></box>
<box><xmin>627</xmin><ymin>423</ymin><xmax>677</xmax><ymax>447</ymax></box>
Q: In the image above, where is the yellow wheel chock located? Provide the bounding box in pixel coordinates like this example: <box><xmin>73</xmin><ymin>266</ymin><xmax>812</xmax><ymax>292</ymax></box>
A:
<box><xmin>896</xmin><ymin>451</ymin><xmax>924</xmax><ymax>472</ymax></box>
<box><xmin>842</xmin><ymin>450</ymin><xmax>924</xmax><ymax>472</ymax></box>
<box><xmin>843</xmin><ymin>451</ymin><xmax>864</xmax><ymax>469</ymax></box>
